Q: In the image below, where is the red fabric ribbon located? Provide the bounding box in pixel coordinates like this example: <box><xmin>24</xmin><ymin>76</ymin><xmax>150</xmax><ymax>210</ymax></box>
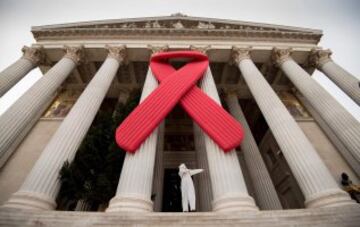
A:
<box><xmin>116</xmin><ymin>51</ymin><xmax>244</xmax><ymax>153</ymax></box>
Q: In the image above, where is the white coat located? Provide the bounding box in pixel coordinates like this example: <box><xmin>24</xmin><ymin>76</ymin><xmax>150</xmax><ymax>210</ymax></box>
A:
<box><xmin>178</xmin><ymin>163</ymin><xmax>203</xmax><ymax>212</ymax></box>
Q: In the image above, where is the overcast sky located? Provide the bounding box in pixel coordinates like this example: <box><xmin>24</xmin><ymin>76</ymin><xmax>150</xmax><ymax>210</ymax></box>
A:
<box><xmin>0</xmin><ymin>0</ymin><xmax>359</xmax><ymax>119</ymax></box>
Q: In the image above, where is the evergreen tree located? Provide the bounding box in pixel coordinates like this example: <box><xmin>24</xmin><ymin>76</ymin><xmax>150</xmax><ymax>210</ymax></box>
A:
<box><xmin>57</xmin><ymin>91</ymin><xmax>140</xmax><ymax>210</ymax></box>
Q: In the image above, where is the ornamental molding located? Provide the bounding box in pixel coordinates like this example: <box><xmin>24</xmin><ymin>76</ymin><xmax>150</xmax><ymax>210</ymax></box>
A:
<box><xmin>308</xmin><ymin>48</ymin><xmax>332</xmax><ymax>68</ymax></box>
<box><xmin>106</xmin><ymin>45</ymin><xmax>127</xmax><ymax>63</ymax></box>
<box><xmin>63</xmin><ymin>45</ymin><xmax>85</xmax><ymax>65</ymax></box>
<box><xmin>231</xmin><ymin>46</ymin><xmax>251</xmax><ymax>64</ymax></box>
<box><xmin>189</xmin><ymin>45</ymin><xmax>211</xmax><ymax>54</ymax></box>
<box><xmin>272</xmin><ymin>47</ymin><xmax>293</xmax><ymax>66</ymax></box>
<box><xmin>21</xmin><ymin>46</ymin><xmax>45</xmax><ymax>65</ymax></box>
<box><xmin>31</xmin><ymin>15</ymin><xmax>322</xmax><ymax>44</ymax></box>
<box><xmin>147</xmin><ymin>44</ymin><xmax>169</xmax><ymax>54</ymax></box>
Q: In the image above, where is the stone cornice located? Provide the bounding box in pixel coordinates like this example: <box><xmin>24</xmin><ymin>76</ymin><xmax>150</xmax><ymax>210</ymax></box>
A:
<box><xmin>32</xmin><ymin>28</ymin><xmax>321</xmax><ymax>44</ymax></box>
<box><xmin>272</xmin><ymin>47</ymin><xmax>293</xmax><ymax>66</ymax></box>
<box><xmin>21</xmin><ymin>46</ymin><xmax>45</xmax><ymax>65</ymax></box>
<box><xmin>308</xmin><ymin>48</ymin><xmax>332</xmax><ymax>68</ymax></box>
<box><xmin>63</xmin><ymin>45</ymin><xmax>85</xmax><ymax>65</ymax></box>
<box><xmin>106</xmin><ymin>45</ymin><xmax>127</xmax><ymax>63</ymax></box>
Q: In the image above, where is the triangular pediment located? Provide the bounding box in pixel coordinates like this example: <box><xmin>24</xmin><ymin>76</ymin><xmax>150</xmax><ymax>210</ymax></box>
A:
<box><xmin>32</xmin><ymin>13</ymin><xmax>320</xmax><ymax>34</ymax></box>
<box><xmin>31</xmin><ymin>13</ymin><xmax>322</xmax><ymax>44</ymax></box>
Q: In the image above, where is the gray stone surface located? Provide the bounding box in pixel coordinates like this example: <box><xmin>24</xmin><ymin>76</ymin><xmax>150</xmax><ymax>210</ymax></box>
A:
<box><xmin>0</xmin><ymin>46</ymin><xmax>43</xmax><ymax>97</ymax></box>
<box><xmin>0</xmin><ymin>205</ymin><xmax>359</xmax><ymax>227</ymax></box>
<box><xmin>198</xmin><ymin>67</ymin><xmax>258</xmax><ymax>212</ymax></box>
<box><xmin>4</xmin><ymin>47</ymin><xmax>123</xmax><ymax>210</ymax></box>
<box><xmin>106</xmin><ymin>68</ymin><xmax>160</xmax><ymax>212</ymax></box>
<box><xmin>0</xmin><ymin>47</ymin><xmax>81</xmax><ymax>169</ymax></box>
<box><xmin>310</xmin><ymin>49</ymin><xmax>360</xmax><ymax>105</ymax></box>
<box><xmin>226</xmin><ymin>93</ymin><xmax>282</xmax><ymax>210</ymax></box>
<box><xmin>274</xmin><ymin>48</ymin><xmax>360</xmax><ymax>177</ymax></box>
<box><xmin>233</xmin><ymin>47</ymin><xmax>354</xmax><ymax>208</ymax></box>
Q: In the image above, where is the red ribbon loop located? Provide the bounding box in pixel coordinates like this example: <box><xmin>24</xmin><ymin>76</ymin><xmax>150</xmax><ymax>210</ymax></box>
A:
<box><xmin>116</xmin><ymin>51</ymin><xmax>244</xmax><ymax>153</ymax></box>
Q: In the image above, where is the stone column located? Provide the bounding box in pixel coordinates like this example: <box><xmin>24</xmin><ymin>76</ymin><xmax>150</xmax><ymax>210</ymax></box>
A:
<box><xmin>152</xmin><ymin>122</ymin><xmax>165</xmax><ymax>212</ymax></box>
<box><xmin>4</xmin><ymin>45</ymin><xmax>125</xmax><ymax>210</ymax></box>
<box><xmin>106</xmin><ymin>46</ymin><xmax>168</xmax><ymax>212</ymax></box>
<box><xmin>106</xmin><ymin>68</ymin><xmax>160</xmax><ymax>212</ymax></box>
<box><xmin>0</xmin><ymin>46</ymin><xmax>83</xmax><ymax>169</ymax></box>
<box><xmin>0</xmin><ymin>46</ymin><xmax>44</xmax><ymax>97</ymax></box>
<box><xmin>226</xmin><ymin>93</ymin><xmax>283</xmax><ymax>210</ymax></box>
<box><xmin>309</xmin><ymin>48</ymin><xmax>360</xmax><ymax>105</ymax></box>
<box><xmin>273</xmin><ymin>48</ymin><xmax>360</xmax><ymax>176</ymax></box>
<box><xmin>232</xmin><ymin>47</ymin><xmax>354</xmax><ymax>208</ymax></box>
<box><xmin>193</xmin><ymin>124</ymin><xmax>213</xmax><ymax>211</ymax></box>
<box><xmin>198</xmin><ymin>67</ymin><xmax>258</xmax><ymax>212</ymax></box>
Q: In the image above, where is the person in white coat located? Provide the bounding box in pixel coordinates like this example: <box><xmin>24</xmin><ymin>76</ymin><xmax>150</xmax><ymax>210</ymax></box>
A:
<box><xmin>178</xmin><ymin>163</ymin><xmax>204</xmax><ymax>212</ymax></box>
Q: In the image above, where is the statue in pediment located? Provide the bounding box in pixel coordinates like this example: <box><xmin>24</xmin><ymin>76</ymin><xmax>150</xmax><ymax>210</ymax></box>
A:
<box><xmin>172</xmin><ymin>21</ymin><xmax>184</xmax><ymax>29</ymax></box>
<box><xmin>197</xmin><ymin>22</ymin><xmax>215</xmax><ymax>29</ymax></box>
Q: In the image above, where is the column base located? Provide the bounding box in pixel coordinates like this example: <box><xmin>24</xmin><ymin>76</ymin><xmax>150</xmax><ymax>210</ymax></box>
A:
<box><xmin>305</xmin><ymin>189</ymin><xmax>355</xmax><ymax>208</ymax></box>
<box><xmin>3</xmin><ymin>191</ymin><xmax>56</xmax><ymax>210</ymax></box>
<box><xmin>212</xmin><ymin>194</ymin><xmax>259</xmax><ymax>212</ymax></box>
<box><xmin>106</xmin><ymin>194</ymin><xmax>153</xmax><ymax>212</ymax></box>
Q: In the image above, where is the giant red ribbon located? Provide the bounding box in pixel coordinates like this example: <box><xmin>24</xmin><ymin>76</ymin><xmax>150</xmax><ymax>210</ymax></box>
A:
<box><xmin>116</xmin><ymin>51</ymin><xmax>244</xmax><ymax>153</ymax></box>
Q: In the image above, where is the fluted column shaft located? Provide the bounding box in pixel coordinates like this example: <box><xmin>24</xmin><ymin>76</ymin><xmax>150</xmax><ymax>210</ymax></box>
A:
<box><xmin>274</xmin><ymin>48</ymin><xmax>360</xmax><ymax>176</ymax></box>
<box><xmin>226</xmin><ymin>93</ymin><xmax>282</xmax><ymax>210</ymax></box>
<box><xmin>0</xmin><ymin>46</ymin><xmax>44</xmax><ymax>97</ymax></box>
<box><xmin>0</xmin><ymin>46</ymin><xmax>83</xmax><ymax>169</ymax></box>
<box><xmin>106</xmin><ymin>68</ymin><xmax>160</xmax><ymax>212</ymax></box>
<box><xmin>193</xmin><ymin>124</ymin><xmax>213</xmax><ymax>211</ymax></box>
<box><xmin>198</xmin><ymin>67</ymin><xmax>258</xmax><ymax>212</ymax></box>
<box><xmin>4</xmin><ymin>46</ymin><xmax>124</xmax><ymax>210</ymax></box>
<box><xmin>152</xmin><ymin>122</ymin><xmax>165</xmax><ymax>212</ymax></box>
<box><xmin>233</xmin><ymin>47</ymin><xmax>354</xmax><ymax>208</ymax></box>
<box><xmin>310</xmin><ymin>49</ymin><xmax>360</xmax><ymax>105</ymax></box>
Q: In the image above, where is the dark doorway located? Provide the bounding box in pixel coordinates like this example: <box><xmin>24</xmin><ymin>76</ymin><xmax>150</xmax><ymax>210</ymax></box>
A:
<box><xmin>162</xmin><ymin>168</ymin><xmax>182</xmax><ymax>212</ymax></box>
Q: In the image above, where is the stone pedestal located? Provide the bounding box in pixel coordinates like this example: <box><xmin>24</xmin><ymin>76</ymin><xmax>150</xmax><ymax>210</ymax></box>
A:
<box><xmin>226</xmin><ymin>93</ymin><xmax>282</xmax><ymax>210</ymax></box>
<box><xmin>4</xmin><ymin>46</ymin><xmax>124</xmax><ymax>210</ymax></box>
<box><xmin>233</xmin><ymin>47</ymin><xmax>354</xmax><ymax>208</ymax></box>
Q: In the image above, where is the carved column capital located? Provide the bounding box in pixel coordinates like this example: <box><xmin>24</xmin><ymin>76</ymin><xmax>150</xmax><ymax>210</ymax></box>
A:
<box><xmin>231</xmin><ymin>46</ymin><xmax>251</xmax><ymax>64</ymax></box>
<box><xmin>272</xmin><ymin>47</ymin><xmax>293</xmax><ymax>66</ymax></box>
<box><xmin>21</xmin><ymin>46</ymin><xmax>45</xmax><ymax>65</ymax></box>
<box><xmin>309</xmin><ymin>48</ymin><xmax>332</xmax><ymax>68</ymax></box>
<box><xmin>63</xmin><ymin>45</ymin><xmax>85</xmax><ymax>65</ymax></box>
<box><xmin>106</xmin><ymin>45</ymin><xmax>127</xmax><ymax>63</ymax></box>
<box><xmin>189</xmin><ymin>45</ymin><xmax>211</xmax><ymax>54</ymax></box>
<box><xmin>147</xmin><ymin>44</ymin><xmax>169</xmax><ymax>54</ymax></box>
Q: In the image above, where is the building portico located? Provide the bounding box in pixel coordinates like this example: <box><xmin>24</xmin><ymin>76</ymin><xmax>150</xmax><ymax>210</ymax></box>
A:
<box><xmin>0</xmin><ymin>13</ymin><xmax>359</xmax><ymax>226</ymax></box>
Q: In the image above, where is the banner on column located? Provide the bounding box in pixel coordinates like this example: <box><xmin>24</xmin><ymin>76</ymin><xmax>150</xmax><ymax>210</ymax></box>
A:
<box><xmin>115</xmin><ymin>51</ymin><xmax>244</xmax><ymax>153</ymax></box>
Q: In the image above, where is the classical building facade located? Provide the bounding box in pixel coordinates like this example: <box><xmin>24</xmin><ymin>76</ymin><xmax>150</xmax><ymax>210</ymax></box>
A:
<box><xmin>0</xmin><ymin>14</ymin><xmax>359</xmax><ymax>226</ymax></box>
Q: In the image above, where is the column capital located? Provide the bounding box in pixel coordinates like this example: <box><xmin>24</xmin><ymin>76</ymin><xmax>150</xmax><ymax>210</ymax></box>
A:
<box><xmin>309</xmin><ymin>48</ymin><xmax>332</xmax><ymax>68</ymax></box>
<box><xmin>147</xmin><ymin>44</ymin><xmax>169</xmax><ymax>54</ymax></box>
<box><xmin>272</xmin><ymin>47</ymin><xmax>293</xmax><ymax>66</ymax></box>
<box><xmin>106</xmin><ymin>45</ymin><xmax>127</xmax><ymax>63</ymax></box>
<box><xmin>189</xmin><ymin>45</ymin><xmax>211</xmax><ymax>54</ymax></box>
<box><xmin>21</xmin><ymin>46</ymin><xmax>45</xmax><ymax>65</ymax></box>
<box><xmin>63</xmin><ymin>45</ymin><xmax>85</xmax><ymax>65</ymax></box>
<box><xmin>231</xmin><ymin>46</ymin><xmax>251</xmax><ymax>64</ymax></box>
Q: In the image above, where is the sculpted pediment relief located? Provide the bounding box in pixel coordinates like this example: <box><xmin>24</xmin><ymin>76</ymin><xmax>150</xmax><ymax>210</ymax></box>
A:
<box><xmin>31</xmin><ymin>14</ymin><xmax>322</xmax><ymax>43</ymax></box>
<box><xmin>33</xmin><ymin>14</ymin><xmax>320</xmax><ymax>34</ymax></box>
